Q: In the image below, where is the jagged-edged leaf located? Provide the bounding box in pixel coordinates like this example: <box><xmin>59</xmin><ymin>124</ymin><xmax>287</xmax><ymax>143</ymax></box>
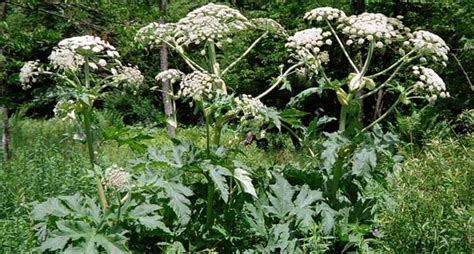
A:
<box><xmin>265</xmin><ymin>223</ymin><xmax>298</xmax><ymax>253</ymax></box>
<box><xmin>317</xmin><ymin>202</ymin><xmax>337</xmax><ymax>235</ymax></box>
<box><xmin>32</xmin><ymin>198</ymin><xmax>70</xmax><ymax>220</ymax></box>
<box><xmin>351</xmin><ymin>146</ymin><xmax>377</xmax><ymax>178</ymax></box>
<box><xmin>279</xmin><ymin>108</ymin><xmax>308</xmax><ymax>126</ymax></box>
<box><xmin>164</xmin><ymin>241</ymin><xmax>187</xmax><ymax>254</ymax></box>
<box><xmin>38</xmin><ymin>235</ymin><xmax>70</xmax><ymax>252</ymax></box>
<box><xmin>55</xmin><ymin>220</ymin><xmax>92</xmax><ymax>240</ymax></box>
<box><xmin>321</xmin><ymin>132</ymin><xmax>350</xmax><ymax>170</ymax></box>
<box><xmin>265</xmin><ymin>108</ymin><xmax>281</xmax><ymax>130</ymax></box>
<box><xmin>157</xmin><ymin>179</ymin><xmax>193</xmax><ymax>225</ymax></box>
<box><xmin>206</xmin><ymin>163</ymin><xmax>232</xmax><ymax>203</ymax></box>
<box><xmin>234</xmin><ymin>167</ymin><xmax>257</xmax><ymax>198</ymax></box>
<box><xmin>291</xmin><ymin>185</ymin><xmax>323</xmax><ymax>228</ymax></box>
<box><xmin>138</xmin><ymin>216</ymin><xmax>171</xmax><ymax>233</ymax></box>
<box><xmin>265</xmin><ymin>173</ymin><xmax>294</xmax><ymax>219</ymax></box>
<box><xmin>128</xmin><ymin>203</ymin><xmax>161</xmax><ymax>217</ymax></box>
<box><xmin>94</xmin><ymin>234</ymin><xmax>128</xmax><ymax>254</ymax></box>
<box><xmin>288</xmin><ymin>87</ymin><xmax>324</xmax><ymax>106</ymax></box>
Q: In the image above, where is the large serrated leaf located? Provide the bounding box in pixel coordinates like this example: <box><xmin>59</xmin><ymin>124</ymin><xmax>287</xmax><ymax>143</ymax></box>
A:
<box><xmin>265</xmin><ymin>173</ymin><xmax>294</xmax><ymax>219</ymax></box>
<box><xmin>206</xmin><ymin>163</ymin><xmax>232</xmax><ymax>203</ymax></box>
<box><xmin>351</xmin><ymin>146</ymin><xmax>377</xmax><ymax>178</ymax></box>
<box><xmin>32</xmin><ymin>198</ymin><xmax>70</xmax><ymax>220</ymax></box>
<box><xmin>321</xmin><ymin>132</ymin><xmax>350</xmax><ymax>170</ymax></box>
<box><xmin>291</xmin><ymin>185</ymin><xmax>323</xmax><ymax>228</ymax></box>
<box><xmin>94</xmin><ymin>234</ymin><xmax>129</xmax><ymax>254</ymax></box>
<box><xmin>138</xmin><ymin>216</ymin><xmax>171</xmax><ymax>233</ymax></box>
<box><xmin>234</xmin><ymin>167</ymin><xmax>257</xmax><ymax>198</ymax></box>
<box><xmin>38</xmin><ymin>235</ymin><xmax>70</xmax><ymax>252</ymax></box>
<box><xmin>157</xmin><ymin>179</ymin><xmax>193</xmax><ymax>225</ymax></box>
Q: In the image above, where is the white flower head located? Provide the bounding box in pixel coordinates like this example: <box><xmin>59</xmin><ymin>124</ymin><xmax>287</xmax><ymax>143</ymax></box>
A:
<box><xmin>252</xmin><ymin>18</ymin><xmax>288</xmax><ymax>37</ymax></box>
<box><xmin>135</xmin><ymin>22</ymin><xmax>176</xmax><ymax>48</ymax></box>
<box><xmin>408</xmin><ymin>31</ymin><xmax>449</xmax><ymax>65</ymax></box>
<box><xmin>234</xmin><ymin>94</ymin><xmax>267</xmax><ymax>120</ymax></box>
<box><xmin>285</xmin><ymin>28</ymin><xmax>332</xmax><ymax>64</ymax></box>
<box><xmin>112</xmin><ymin>65</ymin><xmax>144</xmax><ymax>90</ymax></box>
<box><xmin>178</xmin><ymin>71</ymin><xmax>225</xmax><ymax>100</ymax></box>
<box><xmin>341</xmin><ymin>13</ymin><xmax>405</xmax><ymax>48</ymax></box>
<box><xmin>105</xmin><ymin>165</ymin><xmax>131</xmax><ymax>192</ymax></box>
<box><xmin>49</xmin><ymin>35</ymin><xmax>119</xmax><ymax>70</ymax></box>
<box><xmin>155</xmin><ymin>69</ymin><xmax>184</xmax><ymax>84</ymax></box>
<box><xmin>19</xmin><ymin>60</ymin><xmax>40</xmax><ymax>89</ymax></box>
<box><xmin>174</xmin><ymin>3</ymin><xmax>251</xmax><ymax>46</ymax></box>
<box><xmin>412</xmin><ymin>65</ymin><xmax>448</xmax><ymax>102</ymax></box>
<box><xmin>304</xmin><ymin>7</ymin><xmax>347</xmax><ymax>22</ymax></box>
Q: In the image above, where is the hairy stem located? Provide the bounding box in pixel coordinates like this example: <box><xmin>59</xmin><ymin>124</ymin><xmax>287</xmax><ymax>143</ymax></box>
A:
<box><xmin>338</xmin><ymin>93</ymin><xmax>353</xmax><ymax>131</ymax></box>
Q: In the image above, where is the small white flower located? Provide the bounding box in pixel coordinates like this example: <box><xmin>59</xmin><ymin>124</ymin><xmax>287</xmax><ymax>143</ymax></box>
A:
<box><xmin>88</xmin><ymin>62</ymin><xmax>98</xmax><ymax>70</ymax></box>
<box><xmin>304</xmin><ymin>7</ymin><xmax>347</xmax><ymax>22</ymax></box>
<box><xmin>19</xmin><ymin>60</ymin><xmax>40</xmax><ymax>89</ymax></box>
<box><xmin>155</xmin><ymin>69</ymin><xmax>184</xmax><ymax>83</ymax></box>
<box><xmin>98</xmin><ymin>59</ymin><xmax>107</xmax><ymax>67</ymax></box>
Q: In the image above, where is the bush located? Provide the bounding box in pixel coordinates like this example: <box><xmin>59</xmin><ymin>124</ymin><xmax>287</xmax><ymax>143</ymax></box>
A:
<box><xmin>379</xmin><ymin>135</ymin><xmax>473</xmax><ymax>253</ymax></box>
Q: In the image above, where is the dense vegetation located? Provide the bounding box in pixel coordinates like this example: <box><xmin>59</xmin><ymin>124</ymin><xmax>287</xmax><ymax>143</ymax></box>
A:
<box><xmin>1</xmin><ymin>1</ymin><xmax>472</xmax><ymax>253</ymax></box>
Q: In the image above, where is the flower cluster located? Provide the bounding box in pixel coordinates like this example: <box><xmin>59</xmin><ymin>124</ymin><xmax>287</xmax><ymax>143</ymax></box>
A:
<box><xmin>234</xmin><ymin>94</ymin><xmax>266</xmax><ymax>119</ymax></box>
<box><xmin>155</xmin><ymin>69</ymin><xmax>184</xmax><ymax>84</ymax></box>
<box><xmin>174</xmin><ymin>3</ymin><xmax>251</xmax><ymax>46</ymax></box>
<box><xmin>105</xmin><ymin>165</ymin><xmax>131</xmax><ymax>192</ymax></box>
<box><xmin>19</xmin><ymin>60</ymin><xmax>40</xmax><ymax>89</ymax></box>
<box><xmin>252</xmin><ymin>18</ymin><xmax>288</xmax><ymax>37</ymax></box>
<box><xmin>53</xmin><ymin>99</ymin><xmax>77</xmax><ymax>120</ymax></box>
<box><xmin>412</xmin><ymin>66</ymin><xmax>449</xmax><ymax>103</ymax></box>
<box><xmin>112</xmin><ymin>65</ymin><xmax>144</xmax><ymax>89</ymax></box>
<box><xmin>178</xmin><ymin>71</ymin><xmax>224</xmax><ymax>100</ymax></box>
<box><xmin>304</xmin><ymin>7</ymin><xmax>347</xmax><ymax>22</ymax></box>
<box><xmin>406</xmin><ymin>31</ymin><xmax>449</xmax><ymax>66</ymax></box>
<box><xmin>49</xmin><ymin>35</ymin><xmax>120</xmax><ymax>70</ymax></box>
<box><xmin>341</xmin><ymin>13</ymin><xmax>406</xmax><ymax>48</ymax></box>
<box><xmin>285</xmin><ymin>28</ymin><xmax>332</xmax><ymax>64</ymax></box>
<box><xmin>135</xmin><ymin>22</ymin><xmax>176</xmax><ymax>48</ymax></box>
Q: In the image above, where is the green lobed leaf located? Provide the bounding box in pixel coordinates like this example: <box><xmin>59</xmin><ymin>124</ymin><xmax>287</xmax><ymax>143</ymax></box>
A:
<box><xmin>233</xmin><ymin>167</ymin><xmax>257</xmax><ymax>198</ymax></box>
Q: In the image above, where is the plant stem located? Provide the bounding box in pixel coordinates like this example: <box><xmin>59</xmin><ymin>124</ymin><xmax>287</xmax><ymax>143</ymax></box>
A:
<box><xmin>205</xmin><ymin>175</ymin><xmax>216</xmax><ymax>230</ymax></box>
<box><xmin>221</xmin><ymin>32</ymin><xmax>267</xmax><ymax>76</ymax></box>
<box><xmin>338</xmin><ymin>93</ymin><xmax>353</xmax><ymax>131</ymax></box>
<box><xmin>326</xmin><ymin>20</ymin><xmax>359</xmax><ymax>74</ymax></box>
<box><xmin>256</xmin><ymin>62</ymin><xmax>303</xmax><ymax>99</ymax></box>
<box><xmin>366</xmin><ymin>50</ymin><xmax>415</xmax><ymax>79</ymax></box>
<box><xmin>329</xmin><ymin>157</ymin><xmax>344</xmax><ymax>207</ymax></box>
<box><xmin>359</xmin><ymin>58</ymin><xmax>407</xmax><ymax>99</ymax></box>
<box><xmin>361</xmin><ymin>98</ymin><xmax>400</xmax><ymax>132</ymax></box>
<box><xmin>83</xmin><ymin>58</ymin><xmax>108</xmax><ymax>209</ymax></box>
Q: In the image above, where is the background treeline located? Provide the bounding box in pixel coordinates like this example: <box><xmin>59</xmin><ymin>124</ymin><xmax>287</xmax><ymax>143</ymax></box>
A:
<box><xmin>1</xmin><ymin>0</ymin><xmax>472</xmax><ymax>127</ymax></box>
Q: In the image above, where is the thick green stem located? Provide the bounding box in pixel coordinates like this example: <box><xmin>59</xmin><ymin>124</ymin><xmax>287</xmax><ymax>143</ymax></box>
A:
<box><xmin>338</xmin><ymin>93</ymin><xmax>353</xmax><ymax>131</ymax></box>
<box><xmin>366</xmin><ymin>50</ymin><xmax>415</xmax><ymax>79</ymax></box>
<box><xmin>329</xmin><ymin>157</ymin><xmax>345</xmax><ymax>207</ymax></box>
<box><xmin>359</xmin><ymin>58</ymin><xmax>407</xmax><ymax>99</ymax></box>
<box><xmin>83</xmin><ymin>58</ymin><xmax>108</xmax><ymax>210</ymax></box>
<box><xmin>207</xmin><ymin>41</ymin><xmax>219</xmax><ymax>76</ymax></box>
<box><xmin>205</xmin><ymin>176</ymin><xmax>216</xmax><ymax>230</ymax></box>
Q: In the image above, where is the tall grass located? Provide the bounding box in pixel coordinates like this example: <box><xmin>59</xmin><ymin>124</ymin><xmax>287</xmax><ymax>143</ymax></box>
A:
<box><xmin>380</xmin><ymin>134</ymin><xmax>473</xmax><ymax>253</ymax></box>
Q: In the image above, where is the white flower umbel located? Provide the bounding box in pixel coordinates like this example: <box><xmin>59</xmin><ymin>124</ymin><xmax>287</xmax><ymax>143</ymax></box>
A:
<box><xmin>341</xmin><ymin>13</ymin><xmax>405</xmax><ymax>47</ymax></box>
<box><xmin>285</xmin><ymin>28</ymin><xmax>332</xmax><ymax>65</ymax></box>
<box><xmin>49</xmin><ymin>35</ymin><xmax>120</xmax><ymax>70</ymax></box>
<box><xmin>135</xmin><ymin>22</ymin><xmax>176</xmax><ymax>48</ymax></box>
<box><xmin>155</xmin><ymin>69</ymin><xmax>184</xmax><ymax>84</ymax></box>
<box><xmin>235</xmin><ymin>94</ymin><xmax>266</xmax><ymax>120</ymax></box>
<box><xmin>408</xmin><ymin>31</ymin><xmax>449</xmax><ymax>66</ymax></box>
<box><xmin>178</xmin><ymin>71</ymin><xmax>224</xmax><ymax>100</ymax></box>
<box><xmin>174</xmin><ymin>3</ymin><xmax>251</xmax><ymax>46</ymax></box>
<box><xmin>304</xmin><ymin>7</ymin><xmax>347</xmax><ymax>22</ymax></box>
<box><xmin>112</xmin><ymin>65</ymin><xmax>144</xmax><ymax>89</ymax></box>
<box><xmin>19</xmin><ymin>60</ymin><xmax>40</xmax><ymax>89</ymax></box>
<box><xmin>412</xmin><ymin>66</ymin><xmax>449</xmax><ymax>103</ymax></box>
<box><xmin>105</xmin><ymin>165</ymin><xmax>131</xmax><ymax>192</ymax></box>
<box><xmin>252</xmin><ymin>18</ymin><xmax>288</xmax><ymax>37</ymax></box>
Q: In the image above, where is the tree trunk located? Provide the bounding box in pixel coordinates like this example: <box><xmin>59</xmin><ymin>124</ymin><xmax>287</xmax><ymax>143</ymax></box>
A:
<box><xmin>2</xmin><ymin>107</ymin><xmax>9</xmax><ymax>161</ymax></box>
<box><xmin>1</xmin><ymin>3</ymin><xmax>8</xmax><ymax>161</ymax></box>
<box><xmin>158</xmin><ymin>0</ymin><xmax>176</xmax><ymax>137</ymax></box>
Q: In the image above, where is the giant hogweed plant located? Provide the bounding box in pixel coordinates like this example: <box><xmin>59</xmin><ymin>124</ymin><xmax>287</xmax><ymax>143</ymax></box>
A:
<box><xmin>19</xmin><ymin>4</ymin><xmax>452</xmax><ymax>253</ymax></box>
